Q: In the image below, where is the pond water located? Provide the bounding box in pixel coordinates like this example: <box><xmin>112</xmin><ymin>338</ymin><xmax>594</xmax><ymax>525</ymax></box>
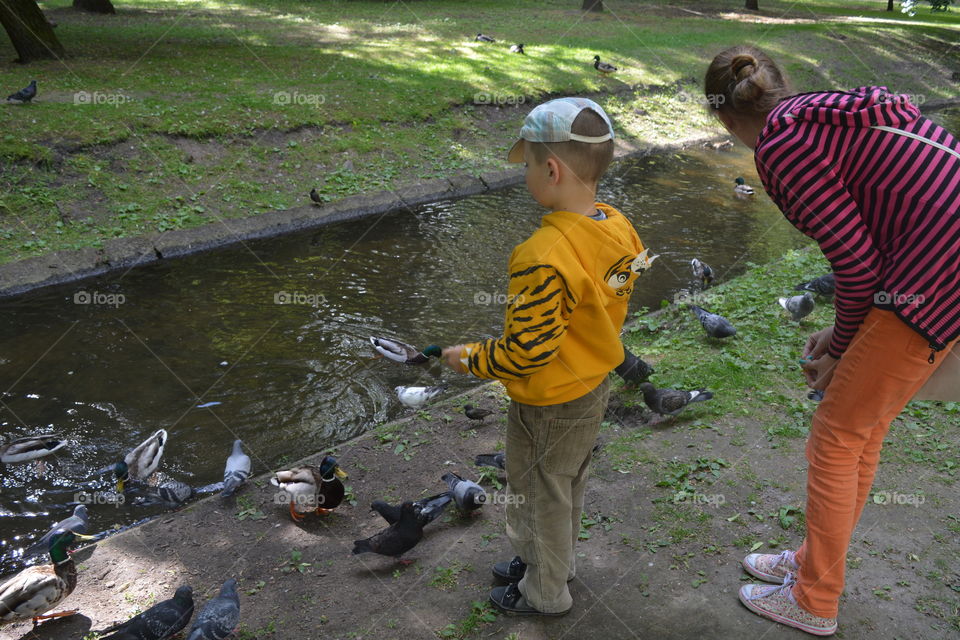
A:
<box><xmin>2</xmin><ymin>107</ymin><xmax>956</xmax><ymax>571</ymax></box>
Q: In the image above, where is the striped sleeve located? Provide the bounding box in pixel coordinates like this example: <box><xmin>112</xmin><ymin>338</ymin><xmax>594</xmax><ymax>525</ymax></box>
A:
<box><xmin>756</xmin><ymin>127</ymin><xmax>883</xmax><ymax>358</ymax></box>
<box><xmin>461</xmin><ymin>263</ymin><xmax>577</xmax><ymax>381</ymax></box>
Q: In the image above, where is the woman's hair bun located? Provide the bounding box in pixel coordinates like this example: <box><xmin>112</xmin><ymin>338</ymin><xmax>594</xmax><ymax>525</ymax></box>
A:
<box><xmin>704</xmin><ymin>46</ymin><xmax>791</xmax><ymax>115</ymax></box>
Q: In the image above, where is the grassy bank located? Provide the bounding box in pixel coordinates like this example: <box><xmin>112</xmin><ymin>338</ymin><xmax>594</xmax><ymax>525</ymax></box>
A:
<box><xmin>0</xmin><ymin>0</ymin><xmax>958</xmax><ymax>265</ymax></box>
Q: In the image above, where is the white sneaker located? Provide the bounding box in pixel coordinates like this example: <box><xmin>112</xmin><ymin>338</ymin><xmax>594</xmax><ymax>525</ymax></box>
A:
<box><xmin>739</xmin><ymin>572</ymin><xmax>838</xmax><ymax>636</ymax></box>
<box><xmin>742</xmin><ymin>549</ymin><xmax>798</xmax><ymax>584</ymax></box>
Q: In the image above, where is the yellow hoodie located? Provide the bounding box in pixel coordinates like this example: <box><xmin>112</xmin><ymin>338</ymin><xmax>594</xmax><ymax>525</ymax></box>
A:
<box><xmin>461</xmin><ymin>202</ymin><xmax>650</xmax><ymax>405</ymax></box>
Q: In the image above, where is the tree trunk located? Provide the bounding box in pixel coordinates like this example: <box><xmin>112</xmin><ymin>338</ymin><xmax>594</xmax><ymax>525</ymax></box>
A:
<box><xmin>886</xmin><ymin>0</ymin><xmax>894</xmax><ymax>10</ymax></box>
<box><xmin>0</xmin><ymin>0</ymin><xmax>65</xmax><ymax>62</ymax></box>
<box><xmin>745</xmin><ymin>0</ymin><xmax>759</xmax><ymax>9</ymax></box>
<box><xmin>581</xmin><ymin>0</ymin><xmax>603</xmax><ymax>12</ymax></box>
<box><xmin>73</xmin><ymin>0</ymin><xmax>115</xmax><ymax>13</ymax></box>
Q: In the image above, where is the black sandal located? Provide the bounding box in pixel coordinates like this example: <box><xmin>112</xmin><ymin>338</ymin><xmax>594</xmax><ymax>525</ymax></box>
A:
<box><xmin>489</xmin><ymin>584</ymin><xmax>570</xmax><ymax>616</ymax></box>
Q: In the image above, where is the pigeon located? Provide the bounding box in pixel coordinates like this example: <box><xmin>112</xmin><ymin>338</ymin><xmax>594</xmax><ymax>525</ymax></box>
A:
<box><xmin>24</xmin><ymin>505</ymin><xmax>89</xmax><ymax>557</ymax></box>
<box><xmin>395</xmin><ymin>385</ymin><xmax>447</xmax><ymax>409</ymax></box>
<box><xmin>779</xmin><ymin>292</ymin><xmax>815</xmax><ymax>321</ymax></box>
<box><xmin>221</xmin><ymin>440</ymin><xmax>251</xmax><ymax>498</ymax></box>
<box><xmin>442</xmin><ymin>471</ymin><xmax>486</xmax><ymax>514</ymax></box>
<box><xmin>371</xmin><ymin>491</ymin><xmax>453</xmax><ymax>527</ymax></box>
<box><xmin>690</xmin><ymin>305</ymin><xmax>737</xmax><ymax>339</ymax></box>
<box><xmin>128</xmin><ymin>479</ymin><xmax>195</xmax><ymax>508</ymax></box>
<box><xmin>593</xmin><ymin>55</ymin><xmax>617</xmax><ymax>74</ymax></box>
<box><xmin>637</xmin><ymin>382</ymin><xmax>713</xmax><ymax>417</ymax></box>
<box><xmin>7</xmin><ymin>80</ymin><xmax>37</xmax><ymax>104</ymax></box>
<box><xmin>795</xmin><ymin>273</ymin><xmax>836</xmax><ymax>298</ymax></box>
<box><xmin>509</xmin><ymin>43</ymin><xmax>525</xmax><ymax>54</ymax></box>
<box><xmin>352</xmin><ymin>501</ymin><xmax>425</xmax><ymax>562</ymax></box>
<box><xmin>734</xmin><ymin>177</ymin><xmax>754</xmax><ymax>195</ymax></box>
<box><xmin>463</xmin><ymin>404</ymin><xmax>494</xmax><ymax>424</ymax></box>
<box><xmin>690</xmin><ymin>258</ymin><xmax>714</xmax><ymax>287</ymax></box>
<box><xmin>98</xmin><ymin>585</ymin><xmax>194</xmax><ymax>640</ymax></box>
<box><xmin>475</xmin><ymin>33</ymin><xmax>496</xmax><ymax>42</ymax></box>
<box><xmin>309</xmin><ymin>188</ymin><xmax>322</xmax><ymax>204</ymax></box>
<box><xmin>186</xmin><ymin>579</ymin><xmax>240</xmax><ymax>640</ymax></box>
<box><xmin>613</xmin><ymin>347</ymin><xmax>654</xmax><ymax>386</ymax></box>
<box><xmin>474</xmin><ymin>452</ymin><xmax>505</xmax><ymax>470</ymax></box>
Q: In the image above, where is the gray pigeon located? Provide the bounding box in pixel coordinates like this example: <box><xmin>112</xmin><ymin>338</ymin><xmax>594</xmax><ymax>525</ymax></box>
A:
<box><xmin>638</xmin><ymin>382</ymin><xmax>713</xmax><ymax>417</ymax></box>
<box><xmin>7</xmin><ymin>80</ymin><xmax>36</xmax><ymax>103</ymax></box>
<box><xmin>186</xmin><ymin>579</ymin><xmax>240</xmax><ymax>640</ymax></box>
<box><xmin>690</xmin><ymin>305</ymin><xmax>737</xmax><ymax>339</ymax></box>
<box><xmin>795</xmin><ymin>273</ymin><xmax>836</xmax><ymax>298</ymax></box>
<box><xmin>25</xmin><ymin>504</ymin><xmax>89</xmax><ymax>557</ymax></box>
<box><xmin>221</xmin><ymin>439</ymin><xmax>251</xmax><ymax>498</ymax></box>
<box><xmin>474</xmin><ymin>452</ymin><xmax>505</xmax><ymax>470</ymax></box>
<box><xmin>371</xmin><ymin>491</ymin><xmax>453</xmax><ymax>526</ymax></box>
<box><xmin>129</xmin><ymin>479</ymin><xmax>195</xmax><ymax>508</ymax></box>
<box><xmin>441</xmin><ymin>471</ymin><xmax>486</xmax><ymax>513</ymax></box>
<box><xmin>98</xmin><ymin>585</ymin><xmax>194</xmax><ymax>640</ymax></box>
<box><xmin>779</xmin><ymin>292</ymin><xmax>815</xmax><ymax>321</ymax></box>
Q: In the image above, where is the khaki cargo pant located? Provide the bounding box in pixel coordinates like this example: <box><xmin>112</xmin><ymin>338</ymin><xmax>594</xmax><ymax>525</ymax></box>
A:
<box><xmin>505</xmin><ymin>377</ymin><xmax>610</xmax><ymax>613</ymax></box>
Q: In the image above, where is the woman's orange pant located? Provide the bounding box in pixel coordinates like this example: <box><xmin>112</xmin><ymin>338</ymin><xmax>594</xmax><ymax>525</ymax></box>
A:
<box><xmin>793</xmin><ymin>308</ymin><xmax>957</xmax><ymax>617</ymax></box>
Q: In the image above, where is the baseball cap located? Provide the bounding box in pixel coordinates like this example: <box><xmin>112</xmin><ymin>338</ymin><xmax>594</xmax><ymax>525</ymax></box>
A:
<box><xmin>507</xmin><ymin>97</ymin><xmax>614</xmax><ymax>163</ymax></box>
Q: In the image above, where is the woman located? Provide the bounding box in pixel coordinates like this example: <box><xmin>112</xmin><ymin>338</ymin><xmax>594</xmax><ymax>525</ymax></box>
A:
<box><xmin>704</xmin><ymin>46</ymin><xmax>960</xmax><ymax>636</ymax></box>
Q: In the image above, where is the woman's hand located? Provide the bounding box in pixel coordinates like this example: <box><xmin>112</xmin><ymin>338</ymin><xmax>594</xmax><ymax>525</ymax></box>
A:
<box><xmin>803</xmin><ymin>325</ymin><xmax>835</xmax><ymax>360</ymax></box>
<box><xmin>802</xmin><ymin>354</ymin><xmax>838</xmax><ymax>390</ymax></box>
<box><xmin>442</xmin><ymin>345</ymin><xmax>468</xmax><ymax>373</ymax></box>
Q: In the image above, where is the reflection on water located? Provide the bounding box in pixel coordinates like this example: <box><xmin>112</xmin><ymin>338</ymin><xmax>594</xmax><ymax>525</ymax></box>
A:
<box><xmin>0</xmin><ymin>133</ymin><xmax>875</xmax><ymax>571</ymax></box>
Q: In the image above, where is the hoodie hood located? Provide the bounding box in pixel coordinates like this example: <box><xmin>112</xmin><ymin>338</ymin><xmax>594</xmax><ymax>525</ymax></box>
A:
<box><xmin>540</xmin><ymin>203</ymin><xmax>648</xmax><ymax>296</ymax></box>
<box><xmin>762</xmin><ymin>86</ymin><xmax>922</xmax><ymax>143</ymax></box>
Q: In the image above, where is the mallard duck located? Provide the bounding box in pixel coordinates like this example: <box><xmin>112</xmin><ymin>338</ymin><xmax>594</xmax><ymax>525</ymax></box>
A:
<box><xmin>0</xmin><ymin>529</ymin><xmax>91</xmax><ymax>626</ymax></box>
<box><xmin>369</xmin><ymin>337</ymin><xmax>441</xmax><ymax>365</ymax></box>
<box><xmin>734</xmin><ymin>176</ymin><xmax>755</xmax><ymax>195</ymax></box>
<box><xmin>690</xmin><ymin>258</ymin><xmax>714</xmax><ymax>287</ymax></box>
<box><xmin>395</xmin><ymin>385</ymin><xmax>447</xmax><ymax>409</ymax></box>
<box><xmin>0</xmin><ymin>434</ymin><xmax>65</xmax><ymax>464</ymax></box>
<box><xmin>509</xmin><ymin>43</ymin><xmax>525</xmax><ymax>54</ymax></box>
<box><xmin>100</xmin><ymin>429</ymin><xmax>167</xmax><ymax>491</ymax></box>
<box><xmin>475</xmin><ymin>33</ymin><xmax>495</xmax><ymax>42</ymax></box>
<box><xmin>593</xmin><ymin>55</ymin><xmax>617</xmax><ymax>74</ymax></box>
<box><xmin>270</xmin><ymin>455</ymin><xmax>347</xmax><ymax>522</ymax></box>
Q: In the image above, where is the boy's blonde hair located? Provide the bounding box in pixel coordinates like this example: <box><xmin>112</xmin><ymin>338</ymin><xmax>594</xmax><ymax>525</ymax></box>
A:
<box><xmin>528</xmin><ymin>108</ymin><xmax>614</xmax><ymax>184</ymax></box>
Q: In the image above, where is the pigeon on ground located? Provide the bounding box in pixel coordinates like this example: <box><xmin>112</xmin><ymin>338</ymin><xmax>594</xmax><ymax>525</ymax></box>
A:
<box><xmin>352</xmin><ymin>501</ymin><xmax>425</xmax><ymax>562</ymax></box>
<box><xmin>637</xmin><ymin>382</ymin><xmax>713</xmax><ymax>417</ymax></box>
<box><xmin>614</xmin><ymin>347</ymin><xmax>654</xmax><ymax>386</ymax></box>
<box><xmin>309</xmin><ymin>188</ymin><xmax>322</xmax><ymax>204</ymax></box>
<box><xmin>186</xmin><ymin>579</ymin><xmax>240</xmax><ymax>640</ymax></box>
<box><xmin>475</xmin><ymin>452</ymin><xmax>505</xmax><ymax>470</ymax></box>
<box><xmin>24</xmin><ymin>505</ymin><xmax>89</xmax><ymax>557</ymax></box>
<box><xmin>98</xmin><ymin>585</ymin><xmax>194</xmax><ymax>640</ymax></box>
<box><xmin>7</xmin><ymin>80</ymin><xmax>36</xmax><ymax>104</ymax></box>
<box><xmin>593</xmin><ymin>55</ymin><xmax>617</xmax><ymax>74</ymax></box>
<box><xmin>442</xmin><ymin>471</ymin><xmax>486</xmax><ymax>514</ymax></box>
<box><xmin>371</xmin><ymin>491</ymin><xmax>453</xmax><ymax>527</ymax></box>
<box><xmin>779</xmin><ymin>292</ymin><xmax>815</xmax><ymax>322</ymax></box>
<box><xmin>395</xmin><ymin>385</ymin><xmax>447</xmax><ymax>409</ymax></box>
<box><xmin>221</xmin><ymin>440</ymin><xmax>251</xmax><ymax>498</ymax></box>
<box><xmin>690</xmin><ymin>305</ymin><xmax>737</xmax><ymax>339</ymax></box>
<box><xmin>128</xmin><ymin>479</ymin><xmax>195</xmax><ymax>508</ymax></box>
<box><xmin>795</xmin><ymin>273</ymin><xmax>836</xmax><ymax>298</ymax></box>
<box><xmin>509</xmin><ymin>43</ymin><xmax>525</xmax><ymax>54</ymax></box>
<box><xmin>463</xmin><ymin>404</ymin><xmax>494</xmax><ymax>424</ymax></box>
<box><xmin>690</xmin><ymin>258</ymin><xmax>714</xmax><ymax>287</ymax></box>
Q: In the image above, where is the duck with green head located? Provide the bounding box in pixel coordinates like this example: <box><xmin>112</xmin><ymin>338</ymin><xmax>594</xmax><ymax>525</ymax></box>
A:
<box><xmin>99</xmin><ymin>429</ymin><xmax>167</xmax><ymax>491</ymax></box>
<box><xmin>0</xmin><ymin>529</ymin><xmax>93</xmax><ymax>626</ymax></box>
<box><xmin>369</xmin><ymin>337</ymin><xmax>442</xmax><ymax>365</ymax></box>
<box><xmin>270</xmin><ymin>455</ymin><xmax>348</xmax><ymax>522</ymax></box>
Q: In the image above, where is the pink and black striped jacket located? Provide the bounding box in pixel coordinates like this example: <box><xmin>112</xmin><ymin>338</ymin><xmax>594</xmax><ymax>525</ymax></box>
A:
<box><xmin>755</xmin><ymin>87</ymin><xmax>960</xmax><ymax>360</ymax></box>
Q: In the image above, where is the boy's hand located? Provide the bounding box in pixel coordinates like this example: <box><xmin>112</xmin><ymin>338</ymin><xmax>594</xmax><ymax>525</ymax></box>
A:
<box><xmin>801</xmin><ymin>354</ymin><xmax>838</xmax><ymax>391</ymax></box>
<box><xmin>442</xmin><ymin>345</ymin><xmax>468</xmax><ymax>373</ymax></box>
<box><xmin>803</xmin><ymin>325</ymin><xmax>834</xmax><ymax>360</ymax></box>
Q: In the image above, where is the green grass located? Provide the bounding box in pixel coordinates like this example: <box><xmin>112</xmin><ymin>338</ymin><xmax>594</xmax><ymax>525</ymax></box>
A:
<box><xmin>1</xmin><ymin>0</ymin><xmax>959</xmax><ymax>264</ymax></box>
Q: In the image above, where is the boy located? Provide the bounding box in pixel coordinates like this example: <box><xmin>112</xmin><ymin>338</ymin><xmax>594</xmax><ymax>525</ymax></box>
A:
<box><xmin>441</xmin><ymin>97</ymin><xmax>652</xmax><ymax>616</ymax></box>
